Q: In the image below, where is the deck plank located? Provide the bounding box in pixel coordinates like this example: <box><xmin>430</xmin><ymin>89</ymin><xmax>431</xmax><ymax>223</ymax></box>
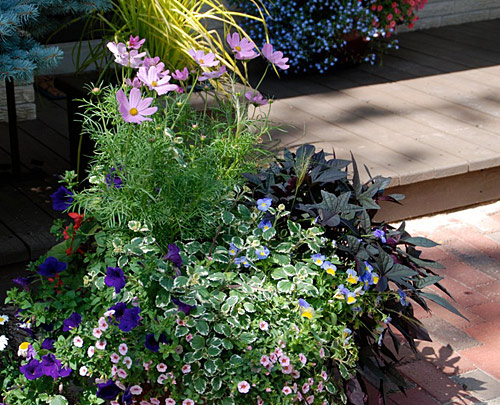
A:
<box><xmin>35</xmin><ymin>94</ymin><xmax>69</xmax><ymax>137</ymax></box>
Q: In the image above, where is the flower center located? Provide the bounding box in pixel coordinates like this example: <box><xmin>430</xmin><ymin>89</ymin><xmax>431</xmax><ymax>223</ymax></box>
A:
<box><xmin>129</xmin><ymin>108</ymin><xmax>139</xmax><ymax>116</ymax></box>
<box><xmin>235</xmin><ymin>46</ymin><xmax>241</xmax><ymax>51</ymax></box>
<box><xmin>151</xmin><ymin>80</ymin><xmax>158</xmax><ymax>87</ymax></box>
<box><xmin>19</xmin><ymin>342</ymin><xmax>29</xmax><ymax>350</ymax></box>
<box><xmin>199</xmin><ymin>59</ymin><xmax>204</xmax><ymax>64</ymax></box>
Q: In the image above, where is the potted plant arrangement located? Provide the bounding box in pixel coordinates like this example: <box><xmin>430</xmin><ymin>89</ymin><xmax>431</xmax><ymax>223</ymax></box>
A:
<box><xmin>0</xmin><ymin>31</ymin><xmax>456</xmax><ymax>405</ymax></box>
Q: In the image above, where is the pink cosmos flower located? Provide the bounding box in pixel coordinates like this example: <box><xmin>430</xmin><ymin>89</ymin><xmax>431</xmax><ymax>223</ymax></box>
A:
<box><xmin>259</xmin><ymin>321</ymin><xmax>269</xmax><ymax>331</ymax></box>
<box><xmin>130</xmin><ymin>385</ymin><xmax>143</xmax><ymax>395</ymax></box>
<box><xmin>128</xmin><ymin>35</ymin><xmax>145</xmax><ymax>50</ymax></box>
<box><xmin>237</xmin><ymin>381</ymin><xmax>250</xmax><ymax>394</ymax></box>
<box><xmin>198</xmin><ymin>65</ymin><xmax>227</xmax><ymax>82</ymax></box>
<box><xmin>182</xmin><ymin>400</ymin><xmax>194</xmax><ymax>405</ymax></box>
<box><xmin>110</xmin><ymin>353</ymin><xmax>120</xmax><ymax>363</ymax></box>
<box><xmin>175</xmin><ymin>85</ymin><xmax>184</xmax><ymax>94</ymax></box>
<box><xmin>98</xmin><ymin>317</ymin><xmax>109</xmax><ymax>331</ymax></box>
<box><xmin>137</xmin><ymin>66</ymin><xmax>177</xmax><ymax>95</ymax></box>
<box><xmin>282</xmin><ymin>386</ymin><xmax>292</xmax><ymax>395</ymax></box>
<box><xmin>116</xmin><ymin>88</ymin><xmax>158</xmax><ymax>124</ymax></box>
<box><xmin>299</xmin><ymin>353</ymin><xmax>307</xmax><ymax>365</ymax></box>
<box><xmin>262</xmin><ymin>43</ymin><xmax>289</xmax><ymax>70</ymax></box>
<box><xmin>142</xmin><ymin>56</ymin><xmax>161</xmax><ymax>68</ymax></box>
<box><xmin>156</xmin><ymin>363</ymin><xmax>167</xmax><ymax>372</ymax></box>
<box><xmin>181</xmin><ymin>364</ymin><xmax>191</xmax><ymax>374</ymax></box>
<box><xmin>107</xmin><ymin>42</ymin><xmax>146</xmax><ymax>68</ymax></box>
<box><xmin>73</xmin><ymin>336</ymin><xmax>83</xmax><ymax>348</ymax></box>
<box><xmin>245</xmin><ymin>90</ymin><xmax>268</xmax><ymax>105</ymax></box>
<box><xmin>172</xmin><ymin>67</ymin><xmax>189</xmax><ymax>81</ymax></box>
<box><xmin>188</xmin><ymin>49</ymin><xmax>219</xmax><ymax>67</ymax></box>
<box><xmin>118</xmin><ymin>343</ymin><xmax>128</xmax><ymax>355</ymax></box>
<box><xmin>92</xmin><ymin>328</ymin><xmax>102</xmax><ymax>339</ymax></box>
<box><xmin>117</xmin><ymin>368</ymin><xmax>128</xmax><ymax>379</ymax></box>
<box><xmin>87</xmin><ymin>346</ymin><xmax>95</xmax><ymax>358</ymax></box>
<box><xmin>95</xmin><ymin>340</ymin><xmax>106</xmax><ymax>350</ymax></box>
<box><xmin>165</xmin><ymin>399</ymin><xmax>176</xmax><ymax>405</ymax></box>
<box><xmin>123</xmin><ymin>356</ymin><xmax>132</xmax><ymax>369</ymax></box>
<box><xmin>226</xmin><ymin>32</ymin><xmax>258</xmax><ymax>60</ymax></box>
<box><xmin>79</xmin><ymin>366</ymin><xmax>88</xmax><ymax>376</ymax></box>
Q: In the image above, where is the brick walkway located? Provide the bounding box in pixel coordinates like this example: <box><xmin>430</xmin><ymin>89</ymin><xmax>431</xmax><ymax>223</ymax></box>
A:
<box><xmin>376</xmin><ymin>201</ymin><xmax>500</xmax><ymax>404</ymax></box>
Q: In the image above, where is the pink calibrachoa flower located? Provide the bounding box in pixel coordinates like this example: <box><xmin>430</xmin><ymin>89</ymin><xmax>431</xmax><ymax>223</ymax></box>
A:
<box><xmin>292</xmin><ymin>370</ymin><xmax>301</xmax><ymax>379</ymax></box>
<box><xmin>188</xmin><ymin>49</ymin><xmax>220</xmax><ymax>67</ymax></box>
<box><xmin>279</xmin><ymin>356</ymin><xmax>290</xmax><ymax>367</ymax></box>
<box><xmin>302</xmin><ymin>383</ymin><xmax>310</xmax><ymax>394</ymax></box>
<box><xmin>92</xmin><ymin>328</ymin><xmax>102</xmax><ymax>339</ymax></box>
<box><xmin>259</xmin><ymin>321</ymin><xmax>269</xmax><ymax>331</ymax></box>
<box><xmin>257</xmin><ymin>398</ymin><xmax>264</xmax><ymax>405</ymax></box>
<box><xmin>317</xmin><ymin>381</ymin><xmax>324</xmax><ymax>392</ymax></box>
<box><xmin>123</xmin><ymin>356</ymin><xmax>132</xmax><ymax>369</ymax></box>
<box><xmin>226</xmin><ymin>32</ymin><xmax>258</xmax><ymax>60</ymax></box>
<box><xmin>165</xmin><ymin>399</ymin><xmax>176</xmax><ymax>405</ymax></box>
<box><xmin>150</xmin><ymin>399</ymin><xmax>160</xmax><ymax>405</ymax></box>
<box><xmin>278</xmin><ymin>340</ymin><xmax>286</xmax><ymax>348</ymax></box>
<box><xmin>95</xmin><ymin>340</ymin><xmax>107</xmax><ymax>350</ymax></box>
<box><xmin>319</xmin><ymin>347</ymin><xmax>325</xmax><ymax>358</ymax></box>
<box><xmin>111</xmin><ymin>365</ymin><xmax>118</xmax><ymax>376</ymax></box>
<box><xmin>118</xmin><ymin>343</ymin><xmax>128</xmax><ymax>355</ymax></box>
<box><xmin>87</xmin><ymin>346</ymin><xmax>95</xmax><ymax>358</ymax></box>
<box><xmin>116</xmin><ymin>88</ymin><xmax>158</xmax><ymax>124</ymax></box>
<box><xmin>198</xmin><ymin>65</ymin><xmax>227</xmax><ymax>82</ymax></box>
<box><xmin>98</xmin><ymin>317</ymin><xmax>109</xmax><ymax>331</ymax></box>
<box><xmin>156</xmin><ymin>363</ymin><xmax>167</xmax><ymax>372</ymax></box>
<box><xmin>282</xmin><ymin>386</ymin><xmax>292</xmax><ymax>395</ymax></box>
<box><xmin>172</xmin><ymin>67</ymin><xmax>189</xmax><ymax>81</ymax></box>
<box><xmin>321</xmin><ymin>370</ymin><xmax>328</xmax><ymax>381</ymax></box>
<box><xmin>237</xmin><ymin>381</ymin><xmax>250</xmax><ymax>394</ymax></box>
<box><xmin>157</xmin><ymin>374</ymin><xmax>167</xmax><ymax>384</ymax></box>
<box><xmin>176</xmin><ymin>319</ymin><xmax>186</xmax><ymax>326</ymax></box>
<box><xmin>116</xmin><ymin>381</ymin><xmax>126</xmax><ymax>390</ymax></box>
<box><xmin>181</xmin><ymin>364</ymin><xmax>191</xmax><ymax>374</ymax></box>
<box><xmin>110</xmin><ymin>353</ymin><xmax>120</xmax><ymax>363</ymax></box>
<box><xmin>73</xmin><ymin>336</ymin><xmax>83</xmax><ymax>348</ymax></box>
<box><xmin>185</xmin><ymin>333</ymin><xmax>193</xmax><ymax>342</ymax></box>
<box><xmin>139</xmin><ymin>402</ymin><xmax>150</xmax><ymax>405</ymax></box>
<box><xmin>104</xmin><ymin>310</ymin><xmax>115</xmax><ymax>317</ymax></box>
<box><xmin>306</xmin><ymin>395</ymin><xmax>315</xmax><ymax>404</ymax></box>
<box><xmin>262</xmin><ymin>43</ymin><xmax>289</xmax><ymax>70</ymax></box>
<box><xmin>117</xmin><ymin>368</ymin><xmax>128</xmax><ymax>379</ymax></box>
<box><xmin>308</xmin><ymin>378</ymin><xmax>314</xmax><ymax>386</ymax></box>
<box><xmin>182</xmin><ymin>400</ymin><xmax>194</xmax><ymax>405</ymax></box>
<box><xmin>130</xmin><ymin>385</ymin><xmax>143</xmax><ymax>395</ymax></box>
<box><xmin>143</xmin><ymin>360</ymin><xmax>152</xmax><ymax>370</ymax></box>
<box><xmin>79</xmin><ymin>366</ymin><xmax>88</xmax><ymax>376</ymax></box>
<box><xmin>299</xmin><ymin>353</ymin><xmax>307</xmax><ymax>365</ymax></box>
<box><xmin>137</xmin><ymin>66</ymin><xmax>177</xmax><ymax>95</ymax></box>
<box><xmin>269</xmin><ymin>353</ymin><xmax>277</xmax><ymax>363</ymax></box>
<box><xmin>128</xmin><ymin>35</ymin><xmax>145</xmax><ymax>50</ymax></box>
<box><xmin>282</xmin><ymin>364</ymin><xmax>293</xmax><ymax>374</ymax></box>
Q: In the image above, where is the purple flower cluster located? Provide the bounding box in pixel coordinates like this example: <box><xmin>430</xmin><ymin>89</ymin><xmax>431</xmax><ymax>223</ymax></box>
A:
<box><xmin>109</xmin><ymin>302</ymin><xmax>141</xmax><ymax>332</ymax></box>
<box><xmin>62</xmin><ymin>312</ymin><xmax>82</xmax><ymax>332</ymax></box>
<box><xmin>20</xmin><ymin>354</ymin><xmax>71</xmax><ymax>380</ymax></box>
<box><xmin>37</xmin><ymin>257</ymin><xmax>67</xmax><ymax>277</ymax></box>
<box><xmin>144</xmin><ymin>332</ymin><xmax>168</xmax><ymax>352</ymax></box>
<box><xmin>104</xmin><ymin>266</ymin><xmax>127</xmax><ymax>293</ymax></box>
<box><xmin>50</xmin><ymin>186</ymin><xmax>74</xmax><ymax>211</ymax></box>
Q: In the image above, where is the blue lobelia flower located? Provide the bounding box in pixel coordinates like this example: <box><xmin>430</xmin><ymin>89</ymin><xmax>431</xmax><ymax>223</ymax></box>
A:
<box><xmin>255</xmin><ymin>246</ymin><xmax>270</xmax><ymax>260</ymax></box>
<box><xmin>228</xmin><ymin>243</ymin><xmax>239</xmax><ymax>256</ymax></box>
<box><xmin>164</xmin><ymin>244</ymin><xmax>183</xmax><ymax>268</ymax></box>
<box><xmin>50</xmin><ymin>186</ymin><xmax>74</xmax><ymax>211</ymax></box>
<box><xmin>144</xmin><ymin>332</ymin><xmax>168</xmax><ymax>352</ymax></box>
<box><xmin>104</xmin><ymin>267</ymin><xmax>126</xmax><ymax>294</ymax></box>
<box><xmin>38</xmin><ymin>257</ymin><xmax>67</xmax><ymax>277</ymax></box>
<box><xmin>256</xmin><ymin>197</ymin><xmax>272</xmax><ymax>212</ymax></box>
<box><xmin>96</xmin><ymin>380</ymin><xmax>121</xmax><ymax>400</ymax></box>
<box><xmin>19</xmin><ymin>359</ymin><xmax>43</xmax><ymax>380</ymax></box>
<box><xmin>235</xmin><ymin>256</ymin><xmax>250</xmax><ymax>268</ymax></box>
<box><xmin>118</xmin><ymin>307</ymin><xmax>141</xmax><ymax>332</ymax></box>
<box><xmin>62</xmin><ymin>312</ymin><xmax>82</xmax><ymax>332</ymax></box>
<box><xmin>373</xmin><ymin>229</ymin><xmax>386</xmax><ymax>244</ymax></box>
<box><xmin>258</xmin><ymin>219</ymin><xmax>272</xmax><ymax>231</ymax></box>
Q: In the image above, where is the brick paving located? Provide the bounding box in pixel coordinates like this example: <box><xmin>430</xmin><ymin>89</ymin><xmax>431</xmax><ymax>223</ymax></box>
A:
<box><xmin>377</xmin><ymin>201</ymin><xmax>500</xmax><ymax>404</ymax></box>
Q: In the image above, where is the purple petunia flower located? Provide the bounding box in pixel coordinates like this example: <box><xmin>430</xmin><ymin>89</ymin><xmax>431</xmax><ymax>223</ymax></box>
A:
<box><xmin>109</xmin><ymin>302</ymin><xmax>127</xmax><ymax>320</ymax></box>
<box><xmin>144</xmin><ymin>332</ymin><xmax>168</xmax><ymax>352</ymax></box>
<box><xmin>118</xmin><ymin>307</ymin><xmax>141</xmax><ymax>332</ymax></box>
<box><xmin>41</xmin><ymin>338</ymin><xmax>54</xmax><ymax>350</ymax></box>
<box><xmin>50</xmin><ymin>186</ymin><xmax>74</xmax><ymax>211</ymax></box>
<box><xmin>13</xmin><ymin>276</ymin><xmax>32</xmax><ymax>291</ymax></box>
<box><xmin>105</xmin><ymin>167</ymin><xmax>124</xmax><ymax>188</ymax></box>
<box><xmin>38</xmin><ymin>257</ymin><xmax>67</xmax><ymax>277</ymax></box>
<box><xmin>20</xmin><ymin>359</ymin><xmax>43</xmax><ymax>380</ymax></box>
<box><xmin>62</xmin><ymin>312</ymin><xmax>82</xmax><ymax>332</ymax></box>
<box><xmin>104</xmin><ymin>267</ymin><xmax>126</xmax><ymax>294</ymax></box>
<box><xmin>96</xmin><ymin>380</ymin><xmax>122</xmax><ymax>400</ymax></box>
<box><xmin>164</xmin><ymin>244</ymin><xmax>182</xmax><ymax>268</ymax></box>
<box><xmin>172</xmin><ymin>298</ymin><xmax>196</xmax><ymax>315</ymax></box>
<box><xmin>122</xmin><ymin>388</ymin><xmax>133</xmax><ymax>405</ymax></box>
<box><xmin>40</xmin><ymin>354</ymin><xmax>61</xmax><ymax>379</ymax></box>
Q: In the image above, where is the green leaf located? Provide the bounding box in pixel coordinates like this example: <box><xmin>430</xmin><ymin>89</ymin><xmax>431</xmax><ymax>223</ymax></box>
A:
<box><xmin>272</xmin><ymin>253</ymin><xmax>291</xmax><ymax>265</ymax></box>
<box><xmin>212</xmin><ymin>253</ymin><xmax>229</xmax><ymax>263</ymax></box>
<box><xmin>403</xmin><ymin>237</ymin><xmax>440</xmax><ymax>248</ymax></box>
<box><xmin>212</xmin><ymin>376</ymin><xmax>223</xmax><ymax>391</ymax></box>
<box><xmin>237</xmin><ymin>204</ymin><xmax>251</xmax><ymax>219</ymax></box>
<box><xmin>50</xmin><ymin>396</ymin><xmax>68</xmax><ymax>405</ymax></box>
<box><xmin>414</xmin><ymin>275</ymin><xmax>444</xmax><ymax>289</ymax></box>
<box><xmin>175</xmin><ymin>326</ymin><xmax>189</xmax><ymax>337</ymax></box>
<box><xmin>190</xmin><ymin>335</ymin><xmax>205</xmax><ymax>350</ymax></box>
<box><xmin>239</xmin><ymin>332</ymin><xmax>257</xmax><ymax>344</ymax></box>
<box><xmin>194</xmin><ymin>377</ymin><xmax>207</xmax><ymax>394</ymax></box>
<box><xmin>159</xmin><ymin>277</ymin><xmax>173</xmax><ymax>291</ymax></box>
<box><xmin>288</xmin><ymin>220</ymin><xmax>301</xmax><ymax>236</ymax></box>
<box><xmin>277</xmin><ymin>280</ymin><xmax>293</xmax><ymax>293</ymax></box>
<box><xmin>117</xmin><ymin>256</ymin><xmax>128</xmax><ymax>267</ymax></box>
<box><xmin>271</xmin><ymin>267</ymin><xmax>289</xmax><ymax>280</ymax></box>
<box><xmin>225</xmin><ymin>295</ymin><xmax>239</xmax><ymax>307</ymax></box>
<box><xmin>196</xmin><ymin>320</ymin><xmax>210</xmax><ymax>336</ymax></box>
<box><xmin>420</xmin><ymin>292</ymin><xmax>466</xmax><ymax>320</ymax></box>
<box><xmin>185</xmin><ymin>241</ymin><xmax>201</xmax><ymax>254</ymax></box>
<box><xmin>262</xmin><ymin>227</ymin><xmax>276</xmax><ymax>241</ymax></box>
<box><xmin>174</xmin><ymin>276</ymin><xmax>189</xmax><ymax>288</ymax></box>
<box><xmin>222</xmin><ymin>211</ymin><xmax>235</xmax><ymax>225</ymax></box>
<box><xmin>208</xmin><ymin>272</ymin><xmax>225</xmax><ymax>282</ymax></box>
<box><xmin>338</xmin><ymin>363</ymin><xmax>350</xmax><ymax>379</ymax></box>
<box><xmin>207</xmin><ymin>345</ymin><xmax>222</xmax><ymax>357</ymax></box>
<box><xmin>243</xmin><ymin>302</ymin><xmax>256</xmax><ymax>312</ymax></box>
<box><xmin>205</xmin><ymin>359</ymin><xmax>218</xmax><ymax>374</ymax></box>
<box><xmin>222</xmin><ymin>338</ymin><xmax>233</xmax><ymax>349</ymax></box>
<box><xmin>275</xmin><ymin>242</ymin><xmax>294</xmax><ymax>253</ymax></box>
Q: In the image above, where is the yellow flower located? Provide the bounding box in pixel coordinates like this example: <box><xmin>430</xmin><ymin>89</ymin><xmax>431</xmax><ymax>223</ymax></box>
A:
<box><xmin>301</xmin><ymin>307</ymin><xmax>314</xmax><ymax>319</ymax></box>
<box><xmin>18</xmin><ymin>341</ymin><xmax>30</xmax><ymax>357</ymax></box>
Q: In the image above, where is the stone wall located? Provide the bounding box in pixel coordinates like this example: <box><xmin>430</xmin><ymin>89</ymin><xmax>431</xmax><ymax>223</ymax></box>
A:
<box><xmin>0</xmin><ymin>81</ymin><xmax>36</xmax><ymax>123</ymax></box>
<box><xmin>408</xmin><ymin>0</ymin><xmax>500</xmax><ymax>30</ymax></box>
